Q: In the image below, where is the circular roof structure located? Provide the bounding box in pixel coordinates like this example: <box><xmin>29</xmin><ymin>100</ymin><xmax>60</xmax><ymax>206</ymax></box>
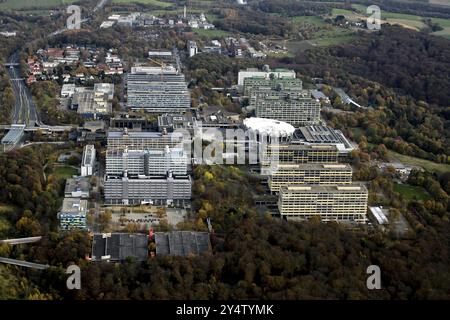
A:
<box><xmin>243</xmin><ymin>117</ymin><xmax>295</xmax><ymax>137</ymax></box>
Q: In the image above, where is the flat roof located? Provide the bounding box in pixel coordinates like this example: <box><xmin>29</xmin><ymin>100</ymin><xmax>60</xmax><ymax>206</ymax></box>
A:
<box><xmin>91</xmin><ymin>233</ymin><xmax>148</xmax><ymax>261</ymax></box>
<box><xmin>283</xmin><ymin>183</ymin><xmax>367</xmax><ymax>193</ymax></box>
<box><xmin>1</xmin><ymin>125</ymin><xmax>25</xmax><ymax>144</ymax></box>
<box><xmin>155</xmin><ymin>231</ymin><xmax>211</xmax><ymax>256</ymax></box>
<box><xmin>61</xmin><ymin>198</ymin><xmax>88</xmax><ymax>214</ymax></box>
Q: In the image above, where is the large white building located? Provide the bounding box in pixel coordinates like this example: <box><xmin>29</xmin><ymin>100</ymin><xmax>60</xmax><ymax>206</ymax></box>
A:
<box><xmin>106</xmin><ymin>146</ymin><xmax>188</xmax><ymax>176</ymax></box>
<box><xmin>81</xmin><ymin>145</ymin><xmax>96</xmax><ymax>176</ymax></box>
<box><xmin>237</xmin><ymin>67</ymin><xmax>296</xmax><ymax>86</ymax></box>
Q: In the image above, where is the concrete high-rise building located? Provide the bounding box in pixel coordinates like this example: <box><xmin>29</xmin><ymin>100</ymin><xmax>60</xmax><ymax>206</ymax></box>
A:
<box><xmin>262</xmin><ymin>144</ymin><xmax>339</xmax><ymax>169</ymax></box>
<box><xmin>126</xmin><ymin>66</ymin><xmax>190</xmax><ymax>113</ymax></box>
<box><xmin>244</xmin><ymin>77</ymin><xmax>320</xmax><ymax>127</ymax></box>
<box><xmin>238</xmin><ymin>67</ymin><xmax>296</xmax><ymax>86</ymax></box>
<box><xmin>244</xmin><ymin>77</ymin><xmax>303</xmax><ymax>97</ymax></box>
<box><xmin>278</xmin><ymin>184</ymin><xmax>368</xmax><ymax>223</ymax></box>
<box><xmin>106</xmin><ymin>129</ymin><xmax>186</xmax><ymax>151</ymax></box>
<box><xmin>106</xmin><ymin>146</ymin><xmax>188</xmax><ymax>176</ymax></box>
<box><xmin>81</xmin><ymin>144</ymin><xmax>96</xmax><ymax>176</ymax></box>
<box><xmin>188</xmin><ymin>41</ymin><xmax>198</xmax><ymax>57</ymax></box>
<box><xmin>104</xmin><ymin>171</ymin><xmax>192</xmax><ymax>206</ymax></box>
<box><xmin>254</xmin><ymin>92</ymin><xmax>321</xmax><ymax>127</ymax></box>
<box><xmin>267</xmin><ymin>163</ymin><xmax>353</xmax><ymax>193</ymax></box>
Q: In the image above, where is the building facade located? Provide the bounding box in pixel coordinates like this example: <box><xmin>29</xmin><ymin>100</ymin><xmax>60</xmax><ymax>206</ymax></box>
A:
<box><xmin>106</xmin><ymin>129</ymin><xmax>186</xmax><ymax>150</ymax></box>
<box><xmin>267</xmin><ymin>163</ymin><xmax>353</xmax><ymax>193</ymax></box>
<box><xmin>58</xmin><ymin>198</ymin><xmax>88</xmax><ymax>230</ymax></box>
<box><xmin>278</xmin><ymin>184</ymin><xmax>368</xmax><ymax>223</ymax></box>
<box><xmin>104</xmin><ymin>172</ymin><xmax>192</xmax><ymax>205</ymax></box>
<box><xmin>126</xmin><ymin>68</ymin><xmax>190</xmax><ymax>113</ymax></box>
<box><xmin>106</xmin><ymin>146</ymin><xmax>188</xmax><ymax>176</ymax></box>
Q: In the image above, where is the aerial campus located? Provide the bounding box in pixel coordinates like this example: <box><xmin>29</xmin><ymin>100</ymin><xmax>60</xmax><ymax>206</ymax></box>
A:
<box><xmin>0</xmin><ymin>0</ymin><xmax>449</xmax><ymax>302</ymax></box>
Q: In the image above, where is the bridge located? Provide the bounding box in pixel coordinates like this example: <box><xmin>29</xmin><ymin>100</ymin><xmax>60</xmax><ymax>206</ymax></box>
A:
<box><xmin>4</xmin><ymin>63</ymin><xmax>19</xmax><ymax>67</ymax></box>
<box><xmin>0</xmin><ymin>236</ymin><xmax>42</xmax><ymax>245</ymax></box>
<box><xmin>0</xmin><ymin>257</ymin><xmax>50</xmax><ymax>270</ymax></box>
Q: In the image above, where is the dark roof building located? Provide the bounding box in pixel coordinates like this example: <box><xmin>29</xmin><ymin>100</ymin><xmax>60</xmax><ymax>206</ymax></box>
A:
<box><xmin>91</xmin><ymin>233</ymin><xmax>149</xmax><ymax>261</ymax></box>
<box><xmin>155</xmin><ymin>231</ymin><xmax>211</xmax><ymax>256</ymax></box>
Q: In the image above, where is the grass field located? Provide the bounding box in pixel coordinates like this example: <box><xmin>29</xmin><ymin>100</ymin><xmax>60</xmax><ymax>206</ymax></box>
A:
<box><xmin>112</xmin><ymin>0</ymin><xmax>173</xmax><ymax>7</ymax></box>
<box><xmin>47</xmin><ymin>165</ymin><xmax>78</xmax><ymax>180</ymax></box>
<box><xmin>387</xmin><ymin>150</ymin><xmax>450</xmax><ymax>174</ymax></box>
<box><xmin>394</xmin><ymin>183</ymin><xmax>432</xmax><ymax>201</ymax></box>
<box><xmin>292</xmin><ymin>15</ymin><xmax>327</xmax><ymax>27</ymax></box>
<box><xmin>194</xmin><ymin>28</ymin><xmax>233</xmax><ymax>38</ymax></box>
<box><xmin>0</xmin><ymin>0</ymin><xmax>77</xmax><ymax>10</ymax></box>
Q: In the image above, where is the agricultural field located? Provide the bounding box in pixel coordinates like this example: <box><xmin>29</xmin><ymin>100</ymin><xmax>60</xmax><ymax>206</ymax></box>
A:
<box><xmin>394</xmin><ymin>183</ymin><xmax>432</xmax><ymax>201</ymax></box>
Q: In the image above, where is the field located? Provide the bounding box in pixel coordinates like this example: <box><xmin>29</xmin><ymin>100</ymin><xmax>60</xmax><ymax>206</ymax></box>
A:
<box><xmin>46</xmin><ymin>164</ymin><xmax>78</xmax><ymax>180</ymax></box>
<box><xmin>112</xmin><ymin>0</ymin><xmax>173</xmax><ymax>7</ymax></box>
<box><xmin>194</xmin><ymin>28</ymin><xmax>233</xmax><ymax>38</ymax></box>
<box><xmin>351</xmin><ymin>3</ymin><xmax>450</xmax><ymax>36</ymax></box>
<box><xmin>387</xmin><ymin>150</ymin><xmax>450</xmax><ymax>174</ymax></box>
<box><xmin>394</xmin><ymin>183</ymin><xmax>432</xmax><ymax>201</ymax></box>
<box><xmin>0</xmin><ymin>0</ymin><xmax>77</xmax><ymax>10</ymax></box>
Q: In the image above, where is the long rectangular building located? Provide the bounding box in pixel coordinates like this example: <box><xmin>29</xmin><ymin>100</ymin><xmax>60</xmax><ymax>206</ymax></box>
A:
<box><xmin>278</xmin><ymin>184</ymin><xmax>368</xmax><ymax>223</ymax></box>
<box><xmin>106</xmin><ymin>146</ymin><xmax>188</xmax><ymax>176</ymax></box>
<box><xmin>107</xmin><ymin>129</ymin><xmax>185</xmax><ymax>150</ymax></box>
<box><xmin>104</xmin><ymin>172</ymin><xmax>192</xmax><ymax>206</ymax></box>
<box><xmin>126</xmin><ymin>69</ymin><xmax>190</xmax><ymax>113</ymax></box>
<box><xmin>262</xmin><ymin>144</ymin><xmax>339</xmax><ymax>171</ymax></box>
<box><xmin>267</xmin><ymin>163</ymin><xmax>353</xmax><ymax>193</ymax></box>
<box><xmin>254</xmin><ymin>93</ymin><xmax>321</xmax><ymax>127</ymax></box>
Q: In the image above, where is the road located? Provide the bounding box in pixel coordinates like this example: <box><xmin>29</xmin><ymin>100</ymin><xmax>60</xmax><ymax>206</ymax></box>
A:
<box><xmin>3</xmin><ymin>0</ymin><xmax>108</xmax><ymax>133</ymax></box>
<box><xmin>7</xmin><ymin>53</ymin><xmax>40</xmax><ymax>127</ymax></box>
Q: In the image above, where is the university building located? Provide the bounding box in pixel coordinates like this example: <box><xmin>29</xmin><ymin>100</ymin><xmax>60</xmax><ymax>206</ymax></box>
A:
<box><xmin>278</xmin><ymin>184</ymin><xmax>368</xmax><ymax>223</ymax></box>
<box><xmin>267</xmin><ymin>163</ymin><xmax>353</xmax><ymax>193</ymax></box>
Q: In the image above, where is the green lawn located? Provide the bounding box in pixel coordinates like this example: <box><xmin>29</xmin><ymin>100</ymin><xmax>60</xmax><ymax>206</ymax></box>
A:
<box><xmin>394</xmin><ymin>183</ymin><xmax>432</xmax><ymax>201</ymax></box>
<box><xmin>112</xmin><ymin>0</ymin><xmax>173</xmax><ymax>7</ymax></box>
<box><xmin>292</xmin><ymin>15</ymin><xmax>327</xmax><ymax>27</ymax></box>
<box><xmin>47</xmin><ymin>165</ymin><xmax>78</xmax><ymax>180</ymax></box>
<box><xmin>194</xmin><ymin>28</ymin><xmax>233</xmax><ymax>38</ymax></box>
<box><xmin>387</xmin><ymin>150</ymin><xmax>450</xmax><ymax>174</ymax></box>
<box><xmin>0</xmin><ymin>0</ymin><xmax>77</xmax><ymax>10</ymax></box>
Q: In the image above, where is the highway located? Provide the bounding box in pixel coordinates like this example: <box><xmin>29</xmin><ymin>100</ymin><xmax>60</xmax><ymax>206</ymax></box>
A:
<box><xmin>7</xmin><ymin>52</ymin><xmax>40</xmax><ymax>127</ymax></box>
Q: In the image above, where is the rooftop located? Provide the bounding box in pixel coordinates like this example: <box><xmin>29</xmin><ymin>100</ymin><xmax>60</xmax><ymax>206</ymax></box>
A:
<box><xmin>244</xmin><ymin>117</ymin><xmax>295</xmax><ymax>137</ymax></box>
<box><xmin>91</xmin><ymin>233</ymin><xmax>149</xmax><ymax>262</ymax></box>
<box><xmin>155</xmin><ymin>231</ymin><xmax>211</xmax><ymax>257</ymax></box>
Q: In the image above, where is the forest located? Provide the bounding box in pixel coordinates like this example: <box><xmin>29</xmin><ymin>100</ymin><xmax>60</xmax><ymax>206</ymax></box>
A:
<box><xmin>0</xmin><ymin>148</ymin><xmax>449</xmax><ymax>299</ymax></box>
<box><xmin>267</xmin><ymin>25</ymin><xmax>450</xmax><ymax>163</ymax></box>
